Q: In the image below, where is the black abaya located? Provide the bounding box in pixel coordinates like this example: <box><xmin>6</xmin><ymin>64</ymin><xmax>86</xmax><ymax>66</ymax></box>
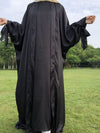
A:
<box><xmin>1</xmin><ymin>0</ymin><xmax>90</xmax><ymax>133</ymax></box>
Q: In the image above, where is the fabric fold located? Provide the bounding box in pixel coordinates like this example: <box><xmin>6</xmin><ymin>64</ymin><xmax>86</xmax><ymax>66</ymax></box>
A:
<box><xmin>73</xmin><ymin>17</ymin><xmax>91</xmax><ymax>49</ymax></box>
<box><xmin>59</xmin><ymin>7</ymin><xmax>91</xmax><ymax>59</ymax></box>
<box><xmin>1</xmin><ymin>24</ymin><xmax>9</xmax><ymax>46</ymax></box>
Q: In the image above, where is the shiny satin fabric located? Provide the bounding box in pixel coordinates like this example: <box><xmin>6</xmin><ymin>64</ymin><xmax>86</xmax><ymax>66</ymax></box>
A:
<box><xmin>1</xmin><ymin>1</ymin><xmax>90</xmax><ymax>133</ymax></box>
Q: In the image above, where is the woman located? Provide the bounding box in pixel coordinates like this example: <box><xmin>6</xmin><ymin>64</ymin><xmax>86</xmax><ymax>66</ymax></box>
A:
<box><xmin>0</xmin><ymin>0</ymin><xmax>95</xmax><ymax>133</ymax></box>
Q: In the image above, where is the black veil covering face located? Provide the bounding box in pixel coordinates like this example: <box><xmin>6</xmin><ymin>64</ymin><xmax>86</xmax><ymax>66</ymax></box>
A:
<box><xmin>1</xmin><ymin>0</ymin><xmax>90</xmax><ymax>133</ymax></box>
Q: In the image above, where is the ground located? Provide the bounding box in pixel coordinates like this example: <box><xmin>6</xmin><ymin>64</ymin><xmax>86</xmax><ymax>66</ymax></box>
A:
<box><xmin>0</xmin><ymin>68</ymin><xmax>100</xmax><ymax>133</ymax></box>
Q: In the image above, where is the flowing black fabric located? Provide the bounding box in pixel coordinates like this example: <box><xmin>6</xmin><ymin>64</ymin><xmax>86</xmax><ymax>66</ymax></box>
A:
<box><xmin>1</xmin><ymin>1</ymin><xmax>90</xmax><ymax>133</ymax></box>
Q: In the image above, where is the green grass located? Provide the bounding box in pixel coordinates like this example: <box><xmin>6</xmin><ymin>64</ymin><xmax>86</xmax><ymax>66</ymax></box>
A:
<box><xmin>0</xmin><ymin>69</ymin><xmax>100</xmax><ymax>133</ymax></box>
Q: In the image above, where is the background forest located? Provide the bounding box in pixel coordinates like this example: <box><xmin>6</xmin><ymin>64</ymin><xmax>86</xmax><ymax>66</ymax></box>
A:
<box><xmin>0</xmin><ymin>37</ymin><xmax>100</xmax><ymax>69</ymax></box>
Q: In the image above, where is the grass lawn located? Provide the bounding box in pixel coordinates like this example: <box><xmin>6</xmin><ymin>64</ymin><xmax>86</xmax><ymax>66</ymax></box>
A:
<box><xmin>0</xmin><ymin>68</ymin><xmax>100</xmax><ymax>133</ymax></box>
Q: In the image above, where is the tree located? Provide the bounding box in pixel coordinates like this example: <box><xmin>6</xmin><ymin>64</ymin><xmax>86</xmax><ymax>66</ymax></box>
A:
<box><xmin>65</xmin><ymin>41</ymin><xmax>100</xmax><ymax>68</ymax></box>
<box><xmin>0</xmin><ymin>38</ymin><xmax>16</xmax><ymax>69</ymax></box>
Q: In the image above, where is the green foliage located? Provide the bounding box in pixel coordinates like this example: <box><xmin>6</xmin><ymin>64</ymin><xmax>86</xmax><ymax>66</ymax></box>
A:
<box><xmin>66</xmin><ymin>42</ymin><xmax>100</xmax><ymax>67</ymax></box>
<box><xmin>67</xmin><ymin>55</ymin><xmax>81</xmax><ymax>64</ymax></box>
